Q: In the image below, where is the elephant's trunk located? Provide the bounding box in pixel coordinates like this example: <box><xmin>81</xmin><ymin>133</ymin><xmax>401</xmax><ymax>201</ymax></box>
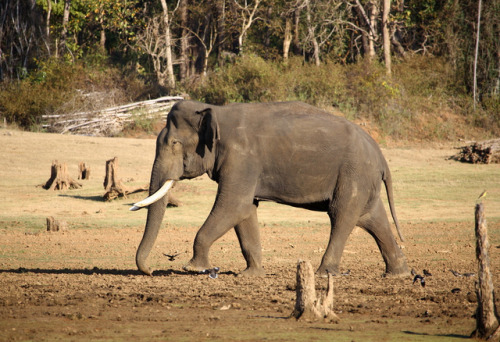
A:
<box><xmin>135</xmin><ymin>180</ymin><xmax>172</xmax><ymax>275</ymax></box>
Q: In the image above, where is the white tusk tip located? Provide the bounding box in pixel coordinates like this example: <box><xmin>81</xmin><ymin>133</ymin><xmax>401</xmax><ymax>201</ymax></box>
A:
<box><xmin>129</xmin><ymin>205</ymin><xmax>142</xmax><ymax>211</ymax></box>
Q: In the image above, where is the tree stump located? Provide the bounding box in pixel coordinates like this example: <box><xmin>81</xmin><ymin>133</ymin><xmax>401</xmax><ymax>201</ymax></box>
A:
<box><xmin>78</xmin><ymin>162</ymin><xmax>91</xmax><ymax>180</ymax></box>
<box><xmin>471</xmin><ymin>203</ymin><xmax>500</xmax><ymax>340</ymax></box>
<box><xmin>452</xmin><ymin>139</ymin><xmax>500</xmax><ymax>164</ymax></box>
<box><xmin>103</xmin><ymin>157</ymin><xmax>148</xmax><ymax>201</ymax></box>
<box><xmin>290</xmin><ymin>260</ymin><xmax>339</xmax><ymax>323</ymax></box>
<box><xmin>46</xmin><ymin>216</ymin><xmax>68</xmax><ymax>232</ymax></box>
<box><xmin>43</xmin><ymin>161</ymin><xmax>82</xmax><ymax>190</ymax></box>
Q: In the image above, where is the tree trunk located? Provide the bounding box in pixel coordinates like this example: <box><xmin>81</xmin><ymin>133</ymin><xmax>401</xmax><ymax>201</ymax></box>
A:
<box><xmin>45</xmin><ymin>0</ymin><xmax>52</xmax><ymax>55</ymax></box>
<box><xmin>179</xmin><ymin>0</ymin><xmax>189</xmax><ymax>81</ymax></box>
<box><xmin>305</xmin><ymin>0</ymin><xmax>320</xmax><ymax>66</ymax></box>
<box><xmin>159</xmin><ymin>0</ymin><xmax>176</xmax><ymax>89</ymax></box>
<box><xmin>263</xmin><ymin>6</ymin><xmax>272</xmax><ymax>49</ymax></box>
<box><xmin>368</xmin><ymin>0</ymin><xmax>378</xmax><ymax>60</ymax></box>
<box><xmin>236</xmin><ymin>0</ymin><xmax>261</xmax><ymax>55</ymax></box>
<box><xmin>312</xmin><ymin>37</ymin><xmax>320</xmax><ymax>66</ymax></box>
<box><xmin>293</xmin><ymin>7</ymin><xmax>301</xmax><ymax>55</ymax></box>
<box><xmin>203</xmin><ymin>48</ymin><xmax>209</xmax><ymax>77</ymax></box>
<box><xmin>283</xmin><ymin>16</ymin><xmax>292</xmax><ymax>61</ymax></box>
<box><xmin>471</xmin><ymin>203</ymin><xmax>500</xmax><ymax>340</ymax></box>
<box><xmin>473</xmin><ymin>0</ymin><xmax>482</xmax><ymax>110</ymax></box>
<box><xmin>355</xmin><ymin>5</ymin><xmax>370</xmax><ymax>58</ymax></box>
<box><xmin>45</xmin><ymin>0</ymin><xmax>51</xmax><ymax>38</ymax></box>
<box><xmin>382</xmin><ymin>0</ymin><xmax>392</xmax><ymax>75</ymax></box>
<box><xmin>99</xmin><ymin>13</ymin><xmax>106</xmax><ymax>52</ymax></box>
<box><xmin>59</xmin><ymin>0</ymin><xmax>71</xmax><ymax>54</ymax></box>
<box><xmin>355</xmin><ymin>0</ymin><xmax>377</xmax><ymax>60</ymax></box>
<box><xmin>215</xmin><ymin>0</ymin><xmax>227</xmax><ymax>64</ymax></box>
<box><xmin>391</xmin><ymin>29</ymin><xmax>406</xmax><ymax>58</ymax></box>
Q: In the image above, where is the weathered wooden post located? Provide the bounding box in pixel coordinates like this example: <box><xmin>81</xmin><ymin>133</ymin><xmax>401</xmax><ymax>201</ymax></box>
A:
<box><xmin>291</xmin><ymin>260</ymin><xmax>339</xmax><ymax>322</ymax></box>
<box><xmin>471</xmin><ymin>202</ymin><xmax>500</xmax><ymax>340</ymax></box>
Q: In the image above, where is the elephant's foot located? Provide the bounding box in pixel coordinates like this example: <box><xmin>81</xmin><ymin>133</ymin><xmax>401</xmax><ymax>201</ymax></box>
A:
<box><xmin>316</xmin><ymin>264</ymin><xmax>340</xmax><ymax>277</ymax></box>
<box><xmin>384</xmin><ymin>262</ymin><xmax>411</xmax><ymax>277</ymax></box>
<box><xmin>238</xmin><ymin>267</ymin><xmax>265</xmax><ymax>277</ymax></box>
<box><xmin>383</xmin><ymin>253</ymin><xmax>410</xmax><ymax>276</ymax></box>
<box><xmin>182</xmin><ymin>259</ymin><xmax>211</xmax><ymax>273</ymax></box>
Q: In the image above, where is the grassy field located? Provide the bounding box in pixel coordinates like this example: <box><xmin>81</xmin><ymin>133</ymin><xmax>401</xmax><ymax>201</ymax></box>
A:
<box><xmin>0</xmin><ymin>127</ymin><xmax>499</xmax><ymax>341</ymax></box>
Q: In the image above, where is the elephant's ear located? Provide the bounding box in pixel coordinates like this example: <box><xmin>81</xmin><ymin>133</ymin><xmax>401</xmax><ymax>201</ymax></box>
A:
<box><xmin>196</xmin><ymin>108</ymin><xmax>220</xmax><ymax>152</ymax></box>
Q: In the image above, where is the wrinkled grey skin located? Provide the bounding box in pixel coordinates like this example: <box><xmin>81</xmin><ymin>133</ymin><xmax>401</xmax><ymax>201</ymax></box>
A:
<box><xmin>136</xmin><ymin>100</ymin><xmax>409</xmax><ymax>276</ymax></box>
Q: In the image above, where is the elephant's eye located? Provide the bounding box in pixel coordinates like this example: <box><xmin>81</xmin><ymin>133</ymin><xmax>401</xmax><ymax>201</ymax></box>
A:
<box><xmin>171</xmin><ymin>140</ymin><xmax>182</xmax><ymax>153</ymax></box>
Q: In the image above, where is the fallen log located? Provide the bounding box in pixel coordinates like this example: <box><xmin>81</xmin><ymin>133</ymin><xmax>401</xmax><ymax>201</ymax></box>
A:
<box><xmin>42</xmin><ymin>95</ymin><xmax>184</xmax><ymax>136</ymax></box>
<box><xmin>452</xmin><ymin>139</ymin><xmax>500</xmax><ymax>164</ymax></box>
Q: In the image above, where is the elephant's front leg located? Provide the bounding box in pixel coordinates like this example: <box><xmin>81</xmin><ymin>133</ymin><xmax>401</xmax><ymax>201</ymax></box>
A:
<box><xmin>183</xmin><ymin>182</ymin><xmax>257</xmax><ymax>273</ymax></box>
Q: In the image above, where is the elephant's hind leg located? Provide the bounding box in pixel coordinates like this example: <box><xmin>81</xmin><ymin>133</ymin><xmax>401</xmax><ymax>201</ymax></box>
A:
<box><xmin>317</xmin><ymin>198</ymin><xmax>361</xmax><ymax>276</ymax></box>
<box><xmin>234</xmin><ymin>205</ymin><xmax>265</xmax><ymax>277</ymax></box>
<box><xmin>359</xmin><ymin>198</ymin><xmax>409</xmax><ymax>275</ymax></box>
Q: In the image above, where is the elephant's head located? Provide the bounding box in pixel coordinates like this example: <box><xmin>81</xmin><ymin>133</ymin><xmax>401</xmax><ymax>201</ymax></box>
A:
<box><xmin>132</xmin><ymin>100</ymin><xmax>220</xmax><ymax>275</ymax></box>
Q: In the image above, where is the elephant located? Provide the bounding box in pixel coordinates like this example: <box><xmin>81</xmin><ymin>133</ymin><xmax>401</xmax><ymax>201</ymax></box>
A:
<box><xmin>131</xmin><ymin>100</ymin><xmax>409</xmax><ymax>277</ymax></box>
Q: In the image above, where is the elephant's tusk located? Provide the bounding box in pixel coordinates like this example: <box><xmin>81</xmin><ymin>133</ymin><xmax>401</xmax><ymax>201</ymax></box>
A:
<box><xmin>130</xmin><ymin>180</ymin><xmax>174</xmax><ymax>211</ymax></box>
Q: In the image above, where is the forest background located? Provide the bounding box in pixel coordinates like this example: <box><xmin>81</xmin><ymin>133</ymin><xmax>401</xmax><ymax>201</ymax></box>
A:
<box><xmin>0</xmin><ymin>0</ymin><xmax>498</xmax><ymax>142</ymax></box>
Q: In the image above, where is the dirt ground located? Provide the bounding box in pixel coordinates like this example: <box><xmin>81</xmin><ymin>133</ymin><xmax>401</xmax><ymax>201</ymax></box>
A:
<box><xmin>0</xmin><ymin>128</ymin><xmax>499</xmax><ymax>341</ymax></box>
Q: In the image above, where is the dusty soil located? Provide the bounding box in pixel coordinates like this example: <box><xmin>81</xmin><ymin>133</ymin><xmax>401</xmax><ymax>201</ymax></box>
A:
<box><xmin>0</xmin><ymin>128</ymin><xmax>499</xmax><ymax>341</ymax></box>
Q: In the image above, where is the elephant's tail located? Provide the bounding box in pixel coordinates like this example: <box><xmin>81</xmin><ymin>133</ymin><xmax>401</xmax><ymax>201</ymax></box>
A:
<box><xmin>382</xmin><ymin>166</ymin><xmax>405</xmax><ymax>242</ymax></box>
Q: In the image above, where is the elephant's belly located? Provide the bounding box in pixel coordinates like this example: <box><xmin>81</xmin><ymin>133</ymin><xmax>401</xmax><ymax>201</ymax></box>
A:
<box><xmin>280</xmin><ymin>200</ymin><xmax>330</xmax><ymax>212</ymax></box>
<box><xmin>254</xmin><ymin>193</ymin><xmax>330</xmax><ymax>211</ymax></box>
<box><xmin>254</xmin><ymin>176</ymin><xmax>333</xmax><ymax>210</ymax></box>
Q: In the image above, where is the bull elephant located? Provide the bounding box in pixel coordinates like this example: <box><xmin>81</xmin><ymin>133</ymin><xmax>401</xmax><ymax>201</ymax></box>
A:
<box><xmin>131</xmin><ymin>100</ymin><xmax>409</xmax><ymax>277</ymax></box>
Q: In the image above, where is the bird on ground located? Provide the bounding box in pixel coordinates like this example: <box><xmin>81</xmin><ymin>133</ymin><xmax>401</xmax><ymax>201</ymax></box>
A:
<box><xmin>450</xmin><ymin>269</ymin><xmax>475</xmax><ymax>277</ymax></box>
<box><xmin>413</xmin><ymin>274</ymin><xmax>426</xmax><ymax>287</ymax></box>
<box><xmin>201</xmin><ymin>267</ymin><xmax>220</xmax><ymax>279</ymax></box>
<box><xmin>163</xmin><ymin>252</ymin><xmax>181</xmax><ymax>261</ymax></box>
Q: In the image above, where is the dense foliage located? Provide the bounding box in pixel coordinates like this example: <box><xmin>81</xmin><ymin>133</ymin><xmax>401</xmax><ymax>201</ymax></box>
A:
<box><xmin>0</xmin><ymin>0</ymin><xmax>498</xmax><ymax>139</ymax></box>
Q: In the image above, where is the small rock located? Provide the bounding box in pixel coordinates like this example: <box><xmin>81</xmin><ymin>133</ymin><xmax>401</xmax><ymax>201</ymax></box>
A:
<box><xmin>467</xmin><ymin>292</ymin><xmax>477</xmax><ymax>303</ymax></box>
